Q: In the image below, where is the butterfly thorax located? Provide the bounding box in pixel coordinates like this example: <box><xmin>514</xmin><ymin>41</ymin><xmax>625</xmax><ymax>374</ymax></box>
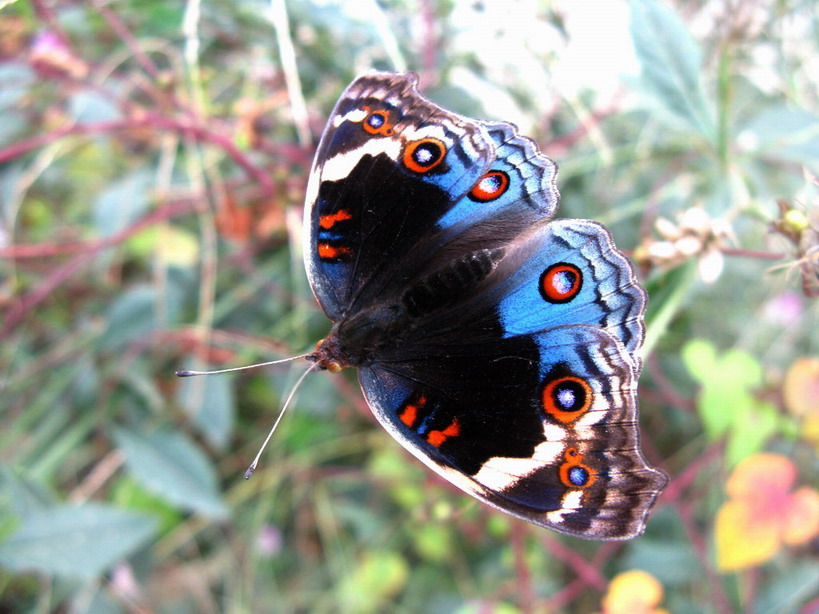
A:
<box><xmin>310</xmin><ymin>246</ymin><xmax>510</xmax><ymax>372</ymax></box>
<box><xmin>310</xmin><ymin>301</ymin><xmax>409</xmax><ymax>372</ymax></box>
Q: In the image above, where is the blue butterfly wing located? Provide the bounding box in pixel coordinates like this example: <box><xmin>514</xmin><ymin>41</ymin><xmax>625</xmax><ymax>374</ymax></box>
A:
<box><xmin>304</xmin><ymin>72</ymin><xmax>494</xmax><ymax>320</ymax></box>
<box><xmin>359</xmin><ymin>325</ymin><xmax>665</xmax><ymax>540</ymax></box>
<box><xmin>435</xmin><ymin>121</ymin><xmax>558</xmax><ymax>231</ymax></box>
<box><xmin>304</xmin><ymin>71</ymin><xmax>665</xmax><ymax>539</ymax></box>
<box><xmin>304</xmin><ymin>74</ymin><xmax>560</xmax><ymax>321</ymax></box>
<box><xmin>493</xmin><ymin>219</ymin><xmax>646</xmax><ymax>364</ymax></box>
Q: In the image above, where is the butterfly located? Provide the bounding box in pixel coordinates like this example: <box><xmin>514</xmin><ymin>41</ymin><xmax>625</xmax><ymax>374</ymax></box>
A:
<box><xmin>303</xmin><ymin>71</ymin><xmax>667</xmax><ymax>540</ymax></box>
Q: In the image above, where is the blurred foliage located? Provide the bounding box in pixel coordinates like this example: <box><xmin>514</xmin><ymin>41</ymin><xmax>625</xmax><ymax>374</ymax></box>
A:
<box><xmin>1</xmin><ymin>0</ymin><xmax>818</xmax><ymax>613</ymax></box>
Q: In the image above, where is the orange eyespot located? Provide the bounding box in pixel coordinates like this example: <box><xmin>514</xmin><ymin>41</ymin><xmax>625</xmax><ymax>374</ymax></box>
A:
<box><xmin>469</xmin><ymin>170</ymin><xmax>510</xmax><ymax>202</ymax></box>
<box><xmin>558</xmin><ymin>447</ymin><xmax>596</xmax><ymax>489</ymax></box>
<box><xmin>541</xmin><ymin>375</ymin><xmax>593</xmax><ymax>423</ymax></box>
<box><xmin>540</xmin><ymin>263</ymin><xmax>583</xmax><ymax>303</ymax></box>
<box><xmin>361</xmin><ymin>107</ymin><xmax>395</xmax><ymax>136</ymax></box>
<box><xmin>403</xmin><ymin>138</ymin><xmax>446</xmax><ymax>173</ymax></box>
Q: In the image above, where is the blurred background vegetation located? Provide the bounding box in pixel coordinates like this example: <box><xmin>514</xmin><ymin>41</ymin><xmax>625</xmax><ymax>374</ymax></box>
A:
<box><xmin>1</xmin><ymin>0</ymin><xmax>818</xmax><ymax>612</ymax></box>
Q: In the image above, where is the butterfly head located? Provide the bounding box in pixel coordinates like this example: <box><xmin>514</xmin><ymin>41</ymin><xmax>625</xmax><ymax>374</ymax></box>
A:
<box><xmin>310</xmin><ymin>301</ymin><xmax>409</xmax><ymax>373</ymax></box>
<box><xmin>310</xmin><ymin>337</ymin><xmax>346</xmax><ymax>373</ymax></box>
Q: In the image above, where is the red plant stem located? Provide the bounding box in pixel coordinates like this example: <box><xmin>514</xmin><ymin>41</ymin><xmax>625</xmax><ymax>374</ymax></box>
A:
<box><xmin>721</xmin><ymin>248</ymin><xmax>785</xmax><ymax>260</ymax></box>
<box><xmin>0</xmin><ymin>115</ymin><xmax>275</xmax><ymax>196</ymax></box>
<box><xmin>419</xmin><ymin>0</ymin><xmax>438</xmax><ymax>86</ymax></box>
<box><xmin>677</xmin><ymin>498</ymin><xmax>734</xmax><ymax>614</ymax></box>
<box><xmin>0</xmin><ymin>198</ymin><xmax>194</xmax><ymax>260</ymax></box>
<box><xmin>662</xmin><ymin>444</ymin><xmax>722</xmax><ymax>504</ymax></box>
<box><xmin>549</xmin><ymin>105</ymin><xmax>620</xmax><ymax>155</ymax></box>
<box><xmin>509</xmin><ymin>525</ymin><xmax>535</xmax><ymax>614</ymax></box>
<box><xmin>0</xmin><ymin>199</ymin><xmax>194</xmax><ymax>339</ymax></box>
<box><xmin>646</xmin><ymin>353</ymin><xmax>697</xmax><ymax>413</ymax></box>
<box><xmin>91</xmin><ymin>1</ymin><xmax>162</xmax><ymax>80</ymax></box>
<box><xmin>543</xmin><ymin>534</ymin><xmax>609</xmax><ymax>589</ymax></box>
<box><xmin>543</xmin><ymin>535</ymin><xmax>620</xmax><ymax>612</ymax></box>
<box><xmin>1</xmin><ymin>252</ymin><xmax>94</xmax><ymax>340</ymax></box>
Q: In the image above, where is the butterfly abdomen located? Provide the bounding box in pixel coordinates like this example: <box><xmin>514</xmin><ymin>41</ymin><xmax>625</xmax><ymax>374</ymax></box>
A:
<box><xmin>402</xmin><ymin>247</ymin><xmax>505</xmax><ymax>317</ymax></box>
<box><xmin>313</xmin><ymin>247</ymin><xmax>505</xmax><ymax>370</ymax></box>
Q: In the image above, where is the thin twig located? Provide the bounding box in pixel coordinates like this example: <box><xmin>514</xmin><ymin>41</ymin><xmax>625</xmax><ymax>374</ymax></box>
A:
<box><xmin>509</xmin><ymin>525</ymin><xmax>535</xmax><ymax>614</ymax></box>
<box><xmin>269</xmin><ymin>0</ymin><xmax>311</xmax><ymax>146</ymax></box>
<box><xmin>0</xmin><ymin>116</ymin><xmax>275</xmax><ymax>195</ymax></box>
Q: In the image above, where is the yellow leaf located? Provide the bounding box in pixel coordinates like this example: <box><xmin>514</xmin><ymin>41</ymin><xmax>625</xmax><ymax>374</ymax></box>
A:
<box><xmin>715</xmin><ymin>500</ymin><xmax>780</xmax><ymax>571</ymax></box>
<box><xmin>127</xmin><ymin>226</ymin><xmax>199</xmax><ymax>267</ymax></box>
<box><xmin>602</xmin><ymin>570</ymin><xmax>665</xmax><ymax>614</ymax></box>
<box><xmin>803</xmin><ymin>415</ymin><xmax>819</xmax><ymax>449</ymax></box>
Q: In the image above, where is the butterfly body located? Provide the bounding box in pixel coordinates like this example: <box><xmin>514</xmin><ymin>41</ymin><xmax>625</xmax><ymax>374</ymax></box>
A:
<box><xmin>304</xmin><ymin>72</ymin><xmax>666</xmax><ymax>540</ymax></box>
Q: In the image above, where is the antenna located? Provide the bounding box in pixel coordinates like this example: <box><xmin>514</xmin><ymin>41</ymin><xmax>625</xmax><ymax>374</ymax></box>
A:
<box><xmin>175</xmin><ymin>353</ymin><xmax>317</xmax><ymax>478</ymax></box>
<box><xmin>244</xmin><ymin>362</ymin><xmax>318</xmax><ymax>479</ymax></box>
<box><xmin>175</xmin><ymin>354</ymin><xmax>309</xmax><ymax>377</ymax></box>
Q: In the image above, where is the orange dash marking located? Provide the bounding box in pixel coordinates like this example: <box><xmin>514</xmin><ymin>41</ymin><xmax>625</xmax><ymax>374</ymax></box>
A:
<box><xmin>427</xmin><ymin>417</ymin><xmax>461</xmax><ymax>447</ymax></box>
<box><xmin>318</xmin><ymin>244</ymin><xmax>352</xmax><ymax>259</ymax></box>
<box><xmin>319</xmin><ymin>209</ymin><xmax>352</xmax><ymax>229</ymax></box>
<box><xmin>399</xmin><ymin>395</ymin><xmax>426</xmax><ymax>427</ymax></box>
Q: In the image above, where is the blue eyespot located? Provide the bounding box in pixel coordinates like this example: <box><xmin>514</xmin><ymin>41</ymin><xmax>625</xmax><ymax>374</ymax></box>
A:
<box><xmin>568</xmin><ymin>465</ymin><xmax>590</xmax><ymax>486</ymax></box>
<box><xmin>556</xmin><ymin>387</ymin><xmax>577</xmax><ymax>411</ymax></box>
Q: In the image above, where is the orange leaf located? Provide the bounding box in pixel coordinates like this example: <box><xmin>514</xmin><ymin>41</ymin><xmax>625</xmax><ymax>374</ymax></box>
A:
<box><xmin>725</xmin><ymin>453</ymin><xmax>795</xmax><ymax>504</ymax></box>
<box><xmin>783</xmin><ymin>487</ymin><xmax>819</xmax><ymax>545</ymax></box>
<box><xmin>784</xmin><ymin>357</ymin><xmax>819</xmax><ymax>418</ymax></box>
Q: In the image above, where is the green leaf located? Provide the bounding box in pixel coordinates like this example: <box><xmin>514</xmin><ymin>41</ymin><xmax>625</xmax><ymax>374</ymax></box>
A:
<box><xmin>0</xmin><ymin>64</ymin><xmax>34</xmax><ymax>109</ymax></box>
<box><xmin>93</xmin><ymin>169</ymin><xmax>152</xmax><ymax>239</ymax></box>
<box><xmin>684</xmin><ymin>340</ymin><xmax>762</xmax><ymax>439</ymax></box>
<box><xmin>0</xmin><ymin>65</ymin><xmax>34</xmax><ymax>146</ymax></box>
<box><xmin>176</xmin><ymin>368</ymin><xmax>236</xmax><ymax>450</ymax></box>
<box><xmin>629</xmin><ymin>0</ymin><xmax>714</xmax><ymax>139</ymax></box>
<box><xmin>684</xmin><ymin>340</ymin><xmax>780</xmax><ymax>463</ymax></box>
<box><xmin>413</xmin><ymin>524</ymin><xmax>453</xmax><ymax>563</ymax></box>
<box><xmin>740</xmin><ymin>107</ymin><xmax>819</xmax><ymax>164</ymax></box>
<box><xmin>339</xmin><ymin>551</ymin><xmax>409</xmax><ymax>614</ymax></box>
<box><xmin>0</xmin><ymin>465</ymin><xmax>55</xmax><ymax>518</ymax></box>
<box><xmin>623</xmin><ymin>535</ymin><xmax>700</xmax><ymax>584</ymax></box>
<box><xmin>0</xmin><ymin>503</ymin><xmax>157</xmax><ymax>580</ymax></box>
<box><xmin>100</xmin><ymin>285</ymin><xmax>156</xmax><ymax>351</ymax></box>
<box><xmin>113</xmin><ymin>428</ymin><xmax>228</xmax><ymax>519</ymax></box>
<box><xmin>126</xmin><ymin>226</ymin><xmax>200</xmax><ymax>267</ymax></box>
<box><xmin>755</xmin><ymin>560</ymin><xmax>819</xmax><ymax>614</ymax></box>
<box><xmin>725</xmin><ymin>401</ymin><xmax>779</xmax><ymax>465</ymax></box>
<box><xmin>73</xmin><ymin>588</ymin><xmax>123</xmax><ymax>614</ymax></box>
<box><xmin>68</xmin><ymin>90</ymin><xmax>122</xmax><ymax>124</ymax></box>
<box><xmin>681</xmin><ymin>338</ymin><xmax>717</xmax><ymax>382</ymax></box>
<box><xmin>111</xmin><ymin>476</ymin><xmax>183</xmax><ymax>536</ymax></box>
